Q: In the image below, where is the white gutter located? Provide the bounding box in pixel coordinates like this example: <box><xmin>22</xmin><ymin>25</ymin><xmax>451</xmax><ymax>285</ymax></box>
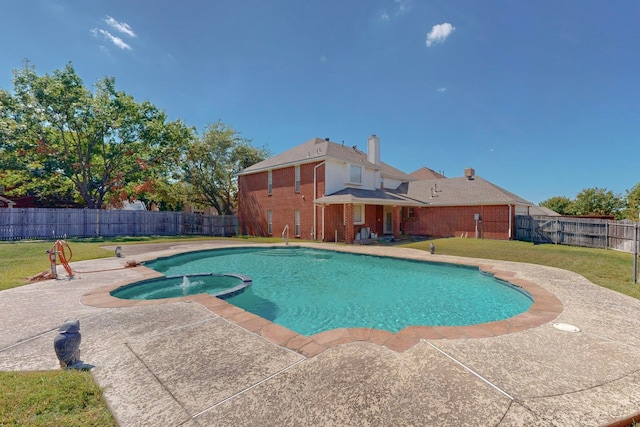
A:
<box><xmin>313</xmin><ymin>161</ymin><xmax>326</xmax><ymax>241</ymax></box>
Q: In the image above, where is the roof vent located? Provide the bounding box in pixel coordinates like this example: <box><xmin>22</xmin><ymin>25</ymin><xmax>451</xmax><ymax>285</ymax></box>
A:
<box><xmin>325</xmin><ymin>137</ymin><xmax>330</xmax><ymax>141</ymax></box>
<box><xmin>464</xmin><ymin>167</ymin><xmax>475</xmax><ymax>180</ymax></box>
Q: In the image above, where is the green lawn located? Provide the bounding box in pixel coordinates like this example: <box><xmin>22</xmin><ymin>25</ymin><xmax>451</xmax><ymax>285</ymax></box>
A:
<box><xmin>400</xmin><ymin>237</ymin><xmax>640</xmax><ymax>300</ymax></box>
<box><xmin>1</xmin><ymin>236</ymin><xmax>638</xmax><ymax>425</ymax></box>
<box><xmin>0</xmin><ymin>370</ymin><xmax>116</xmax><ymax>426</ymax></box>
<box><xmin>0</xmin><ymin>235</ymin><xmax>283</xmax><ymax>292</ymax></box>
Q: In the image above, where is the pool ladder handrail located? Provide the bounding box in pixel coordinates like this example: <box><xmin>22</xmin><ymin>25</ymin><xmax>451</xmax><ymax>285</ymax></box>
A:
<box><xmin>282</xmin><ymin>224</ymin><xmax>289</xmax><ymax>246</ymax></box>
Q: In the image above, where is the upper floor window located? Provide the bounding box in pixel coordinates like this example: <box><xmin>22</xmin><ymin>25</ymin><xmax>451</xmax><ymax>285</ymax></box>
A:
<box><xmin>350</xmin><ymin>165</ymin><xmax>362</xmax><ymax>184</ymax></box>
<box><xmin>407</xmin><ymin>207</ymin><xmax>415</xmax><ymax>218</ymax></box>
<box><xmin>295</xmin><ymin>165</ymin><xmax>301</xmax><ymax>192</ymax></box>
<box><xmin>267</xmin><ymin>170</ymin><xmax>272</xmax><ymax>195</ymax></box>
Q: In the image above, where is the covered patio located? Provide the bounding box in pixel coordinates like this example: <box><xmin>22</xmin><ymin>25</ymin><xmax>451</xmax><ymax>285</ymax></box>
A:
<box><xmin>314</xmin><ymin>188</ymin><xmax>427</xmax><ymax>244</ymax></box>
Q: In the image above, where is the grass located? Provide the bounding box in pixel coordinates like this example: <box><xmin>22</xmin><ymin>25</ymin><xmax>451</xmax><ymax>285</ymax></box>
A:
<box><xmin>400</xmin><ymin>237</ymin><xmax>640</xmax><ymax>300</ymax></box>
<box><xmin>0</xmin><ymin>235</ymin><xmax>283</xmax><ymax>292</ymax></box>
<box><xmin>0</xmin><ymin>240</ymin><xmax>115</xmax><ymax>292</ymax></box>
<box><xmin>0</xmin><ymin>370</ymin><xmax>116</xmax><ymax>426</ymax></box>
<box><xmin>1</xmin><ymin>235</ymin><xmax>638</xmax><ymax>424</ymax></box>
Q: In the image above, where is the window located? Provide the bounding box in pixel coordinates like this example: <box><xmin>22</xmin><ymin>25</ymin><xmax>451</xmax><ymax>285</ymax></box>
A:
<box><xmin>353</xmin><ymin>204</ymin><xmax>364</xmax><ymax>225</ymax></box>
<box><xmin>349</xmin><ymin>165</ymin><xmax>362</xmax><ymax>184</ymax></box>
<box><xmin>295</xmin><ymin>165</ymin><xmax>300</xmax><ymax>192</ymax></box>
<box><xmin>267</xmin><ymin>170</ymin><xmax>272</xmax><ymax>195</ymax></box>
<box><xmin>407</xmin><ymin>207</ymin><xmax>415</xmax><ymax>218</ymax></box>
<box><xmin>294</xmin><ymin>210</ymin><xmax>301</xmax><ymax>236</ymax></box>
<box><xmin>267</xmin><ymin>210</ymin><xmax>272</xmax><ymax>234</ymax></box>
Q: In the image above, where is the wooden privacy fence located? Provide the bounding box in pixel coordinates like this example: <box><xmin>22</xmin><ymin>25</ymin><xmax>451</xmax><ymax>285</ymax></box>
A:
<box><xmin>515</xmin><ymin>215</ymin><xmax>639</xmax><ymax>253</ymax></box>
<box><xmin>0</xmin><ymin>208</ymin><xmax>238</xmax><ymax>240</ymax></box>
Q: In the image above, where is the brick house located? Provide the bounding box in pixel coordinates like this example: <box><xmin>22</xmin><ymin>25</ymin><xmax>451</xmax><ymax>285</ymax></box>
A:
<box><xmin>237</xmin><ymin>135</ymin><xmax>533</xmax><ymax>243</ymax></box>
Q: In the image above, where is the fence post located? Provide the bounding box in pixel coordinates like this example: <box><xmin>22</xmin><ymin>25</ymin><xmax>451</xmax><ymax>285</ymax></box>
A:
<box><xmin>634</xmin><ymin>222</ymin><xmax>638</xmax><ymax>284</ymax></box>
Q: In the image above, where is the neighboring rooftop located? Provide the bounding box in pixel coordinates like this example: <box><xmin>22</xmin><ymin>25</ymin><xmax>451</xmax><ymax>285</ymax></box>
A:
<box><xmin>410</xmin><ymin>167</ymin><xmax>446</xmax><ymax>180</ymax></box>
<box><xmin>529</xmin><ymin>205</ymin><xmax>561</xmax><ymax>216</ymax></box>
<box><xmin>0</xmin><ymin>195</ymin><xmax>16</xmax><ymax>208</ymax></box>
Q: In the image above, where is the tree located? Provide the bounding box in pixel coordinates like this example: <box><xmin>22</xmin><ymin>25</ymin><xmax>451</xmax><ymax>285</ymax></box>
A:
<box><xmin>623</xmin><ymin>182</ymin><xmax>640</xmax><ymax>221</ymax></box>
<box><xmin>572</xmin><ymin>187</ymin><xmax>624</xmax><ymax>219</ymax></box>
<box><xmin>183</xmin><ymin>121</ymin><xmax>269</xmax><ymax>215</ymax></box>
<box><xmin>0</xmin><ymin>62</ymin><xmax>194</xmax><ymax>208</ymax></box>
<box><xmin>540</xmin><ymin>196</ymin><xmax>574</xmax><ymax>215</ymax></box>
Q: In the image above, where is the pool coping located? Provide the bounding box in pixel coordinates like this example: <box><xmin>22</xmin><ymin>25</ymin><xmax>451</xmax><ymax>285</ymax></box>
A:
<box><xmin>80</xmin><ymin>245</ymin><xmax>563</xmax><ymax>358</ymax></box>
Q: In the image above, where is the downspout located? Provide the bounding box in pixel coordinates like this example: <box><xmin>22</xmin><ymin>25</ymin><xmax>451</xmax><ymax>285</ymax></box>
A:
<box><xmin>508</xmin><ymin>204</ymin><xmax>512</xmax><ymax>240</ymax></box>
<box><xmin>322</xmin><ymin>205</ymin><xmax>325</xmax><ymax>241</ymax></box>
<box><xmin>313</xmin><ymin>161</ymin><xmax>326</xmax><ymax>241</ymax></box>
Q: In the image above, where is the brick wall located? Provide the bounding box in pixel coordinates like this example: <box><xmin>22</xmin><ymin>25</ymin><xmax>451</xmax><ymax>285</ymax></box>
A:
<box><xmin>344</xmin><ymin>204</ymin><xmax>354</xmax><ymax>244</ymax></box>
<box><xmin>239</xmin><ymin>162</ymin><xmax>514</xmax><ymax>241</ymax></box>
<box><xmin>323</xmin><ymin>204</ymin><xmax>344</xmax><ymax>242</ymax></box>
<box><xmin>402</xmin><ymin>205</ymin><xmax>513</xmax><ymax>240</ymax></box>
<box><xmin>238</xmin><ymin>161</ymin><xmax>325</xmax><ymax>239</ymax></box>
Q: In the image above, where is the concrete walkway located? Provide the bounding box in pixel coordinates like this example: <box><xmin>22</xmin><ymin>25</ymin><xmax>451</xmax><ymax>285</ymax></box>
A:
<box><xmin>2</xmin><ymin>240</ymin><xmax>640</xmax><ymax>426</ymax></box>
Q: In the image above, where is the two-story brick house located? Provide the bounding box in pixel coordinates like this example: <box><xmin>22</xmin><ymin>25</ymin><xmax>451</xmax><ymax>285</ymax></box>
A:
<box><xmin>237</xmin><ymin>135</ymin><xmax>533</xmax><ymax>243</ymax></box>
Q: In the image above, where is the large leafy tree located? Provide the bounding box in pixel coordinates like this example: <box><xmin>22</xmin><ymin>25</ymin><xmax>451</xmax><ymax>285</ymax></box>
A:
<box><xmin>623</xmin><ymin>182</ymin><xmax>640</xmax><ymax>221</ymax></box>
<box><xmin>539</xmin><ymin>196</ymin><xmax>574</xmax><ymax>215</ymax></box>
<box><xmin>183</xmin><ymin>121</ymin><xmax>269</xmax><ymax>215</ymax></box>
<box><xmin>572</xmin><ymin>187</ymin><xmax>624</xmax><ymax>219</ymax></box>
<box><xmin>0</xmin><ymin>62</ymin><xmax>194</xmax><ymax>208</ymax></box>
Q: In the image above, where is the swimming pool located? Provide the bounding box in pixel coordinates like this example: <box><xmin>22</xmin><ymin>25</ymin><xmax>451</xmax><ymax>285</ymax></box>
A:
<box><xmin>139</xmin><ymin>246</ymin><xmax>533</xmax><ymax>336</ymax></box>
<box><xmin>111</xmin><ymin>273</ymin><xmax>252</xmax><ymax>300</ymax></box>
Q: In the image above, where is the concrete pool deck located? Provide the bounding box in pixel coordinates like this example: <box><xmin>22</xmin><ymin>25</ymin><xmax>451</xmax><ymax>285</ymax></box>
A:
<box><xmin>2</xmin><ymin>240</ymin><xmax>640</xmax><ymax>426</ymax></box>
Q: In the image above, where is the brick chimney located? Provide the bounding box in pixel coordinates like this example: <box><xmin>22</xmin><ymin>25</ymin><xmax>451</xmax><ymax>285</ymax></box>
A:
<box><xmin>464</xmin><ymin>167</ymin><xmax>475</xmax><ymax>180</ymax></box>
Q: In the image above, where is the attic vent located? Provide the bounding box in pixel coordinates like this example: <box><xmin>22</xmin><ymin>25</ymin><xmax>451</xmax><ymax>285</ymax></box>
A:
<box><xmin>464</xmin><ymin>167</ymin><xmax>475</xmax><ymax>180</ymax></box>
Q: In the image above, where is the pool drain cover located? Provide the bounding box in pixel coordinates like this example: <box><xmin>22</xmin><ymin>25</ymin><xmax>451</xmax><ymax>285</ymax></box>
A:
<box><xmin>553</xmin><ymin>323</ymin><xmax>580</xmax><ymax>333</ymax></box>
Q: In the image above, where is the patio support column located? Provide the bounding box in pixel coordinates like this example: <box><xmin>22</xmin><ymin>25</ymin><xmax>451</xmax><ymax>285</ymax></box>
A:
<box><xmin>392</xmin><ymin>205</ymin><xmax>401</xmax><ymax>238</ymax></box>
<box><xmin>345</xmin><ymin>203</ymin><xmax>355</xmax><ymax>244</ymax></box>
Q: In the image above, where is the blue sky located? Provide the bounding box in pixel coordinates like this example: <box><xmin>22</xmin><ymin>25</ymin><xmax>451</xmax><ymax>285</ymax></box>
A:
<box><xmin>1</xmin><ymin>0</ymin><xmax>638</xmax><ymax>204</ymax></box>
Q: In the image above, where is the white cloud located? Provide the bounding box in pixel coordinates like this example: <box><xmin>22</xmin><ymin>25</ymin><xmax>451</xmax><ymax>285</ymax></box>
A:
<box><xmin>437</xmin><ymin>87</ymin><xmax>447</xmax><ymax>93</ymax></box>
<box><xmin>380</xmin><ymin>0</ymin><xmax>410</xmax><ymax>21</ymax></box>
<box><xmin>91</xmin><ymin>28</ymin><xmax>132</xmax><ymax>50</ymax></box>
<box><xmin>393</xmin><ymin>0</ymin><xmax>410</xmax><ymax>16</ymax></box>
<box><xmin>426</xmin><ymin>22</ymin><xmax>455</xmax><ymax>47</ymax></box>
<box><xmin>104</xmin><ymin>16</ymin><xmax>136</xmax><ymax>37</ymax></box>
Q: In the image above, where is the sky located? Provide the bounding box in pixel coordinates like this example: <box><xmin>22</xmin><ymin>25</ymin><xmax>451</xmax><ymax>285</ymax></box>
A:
<box><xmin>1</xmin><ymin>0</ymin><xmax>639</xmax><ymax>205</ymax></box>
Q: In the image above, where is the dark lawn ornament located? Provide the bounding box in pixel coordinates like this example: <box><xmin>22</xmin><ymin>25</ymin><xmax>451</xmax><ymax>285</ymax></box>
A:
<box><xmin>53</xmin><ymin>319</ymin><xmax>85</xmax><ymax>369</ymax></box>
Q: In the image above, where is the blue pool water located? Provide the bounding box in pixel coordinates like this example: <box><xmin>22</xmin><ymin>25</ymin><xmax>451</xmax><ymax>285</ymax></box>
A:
<box><xmin>111</xmin><ymin>273</ymin><xmax>252</xmax><ymax>300</ymax></box>
<box><xmin>143</xmin><ymin>246</ymin><xmax>533</xmax><ymax>336</ymax></box>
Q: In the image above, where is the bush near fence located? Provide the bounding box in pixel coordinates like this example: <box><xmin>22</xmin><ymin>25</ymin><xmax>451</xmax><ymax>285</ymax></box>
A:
<box><xmin>515</xmin><ymin>215</ymin><xmax>639</xmax><ymax>253</ymax></box>
<box><xmin>0</xmin><ymin>208</ymin><xmax>237</xmax><ymax>240</ymax></box>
